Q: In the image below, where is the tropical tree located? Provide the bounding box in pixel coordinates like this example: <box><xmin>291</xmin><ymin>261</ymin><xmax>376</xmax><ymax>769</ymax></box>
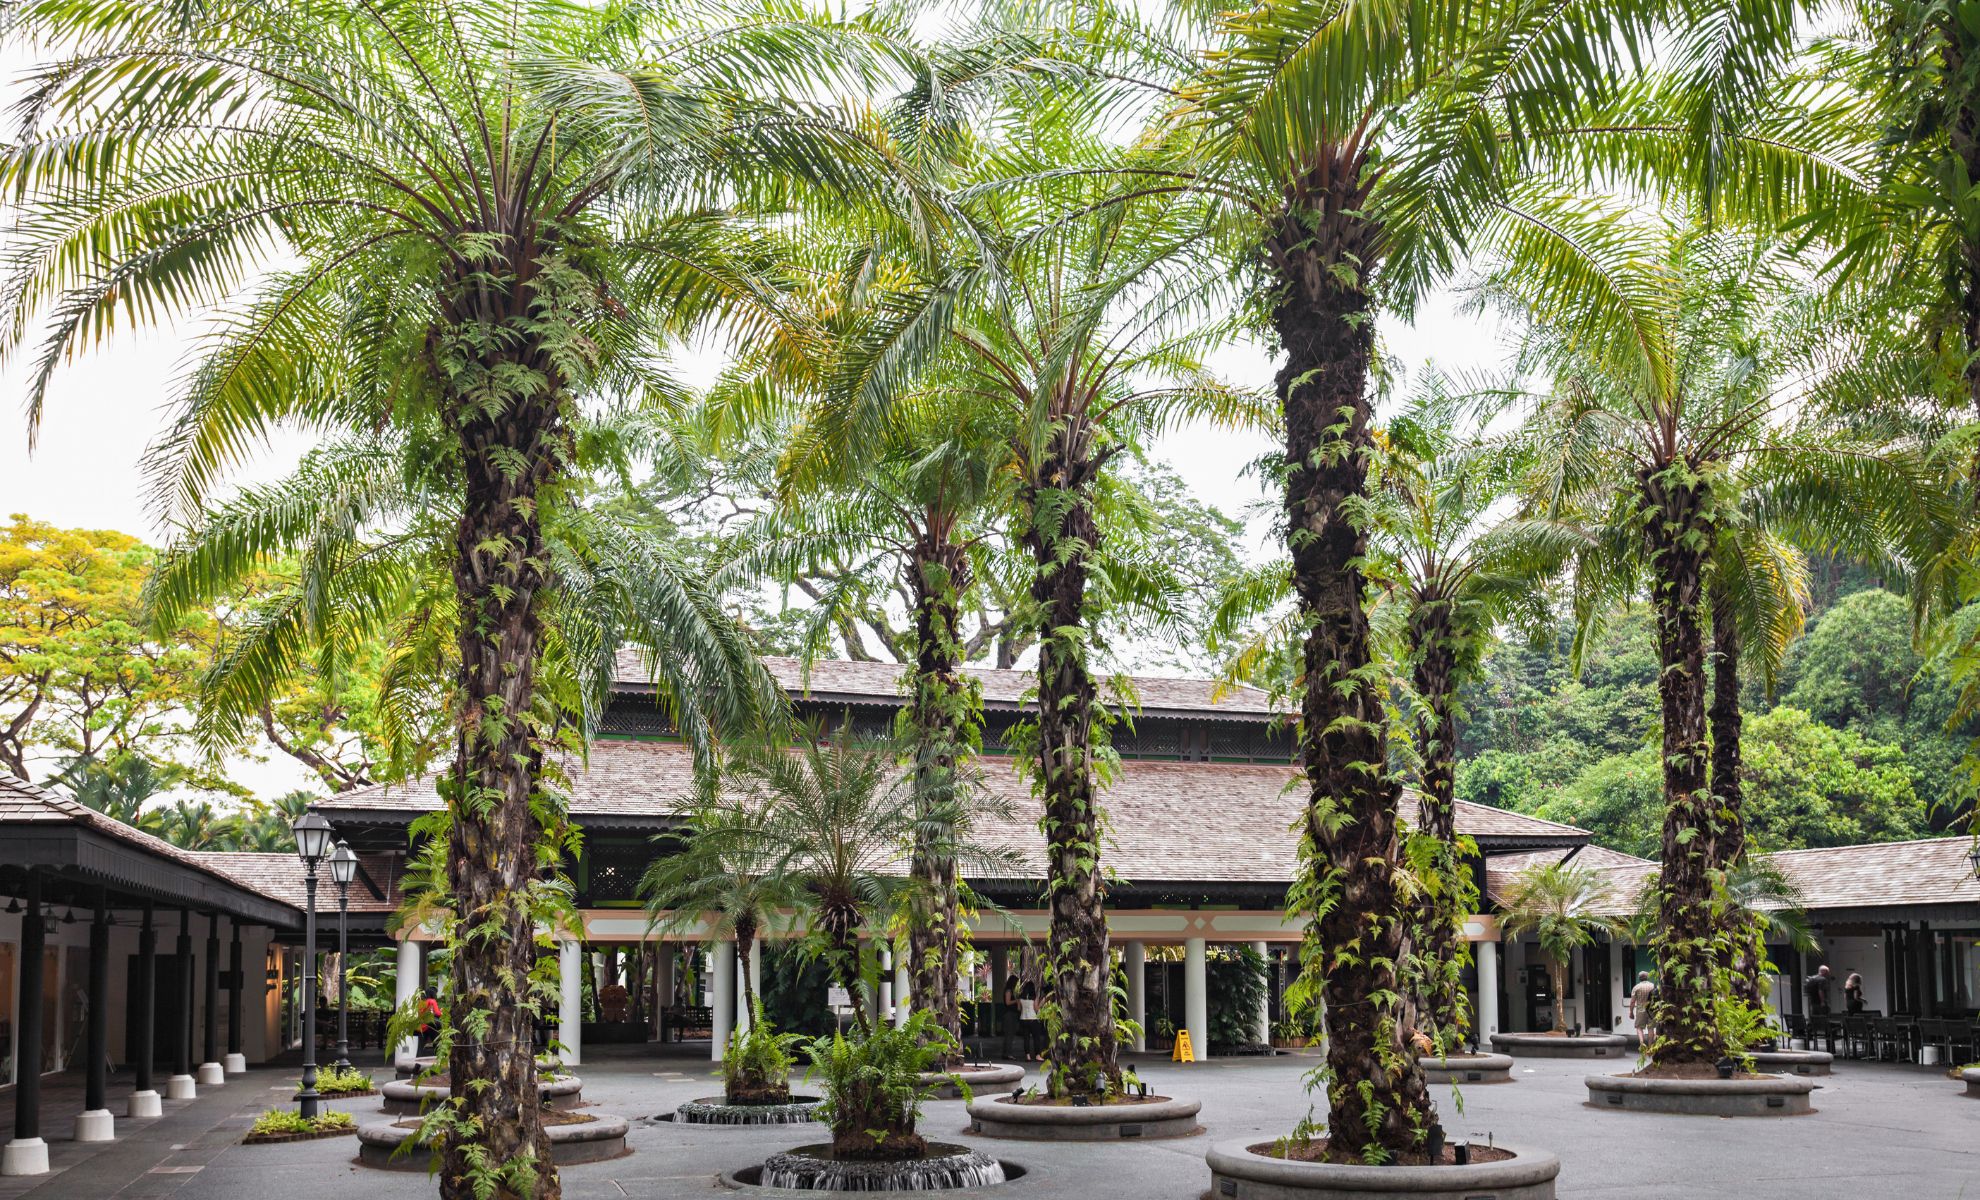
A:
<box><xmin>1496</xmin><ymin>861</ymin><xmax>1621</xmax><ymax>1034</ymax></box>
<box><xmin>819</xmin><ymin>102</ymin><xmax>1255</xmax><ymax>1097</ymax></box>
<box><xmin>740</xmin><ymin>391</ymin><xmax>1016</xmax><ymax>1059</ymax></box>
<box><xmin>1498</xmin><ymin>227</ymin><xmax>1939</xmax><ymax>1067</ymax></box>
<box><xmin>0</xmin><ymin>1</ymin><xmax>895</xmax><ymax>1193</ymax></box>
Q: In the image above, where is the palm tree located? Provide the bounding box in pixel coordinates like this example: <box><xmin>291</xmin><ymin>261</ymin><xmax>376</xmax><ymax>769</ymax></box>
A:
<box><xmin>740</xmin><ymin>392</ymin><xmax>1018</xmax><ymax>1058</ymax></box>
<box><xmin>0</xmin><ymin>2</ymin><xmax>894</xmax><ymax>1192</ymax></box>
<box><xmin>734</xmin><ymin>722</ymin><xmax>1020</xmax><ymax>1038</ymax></box>
<box><xmin>1499</xmin><ymin>226</ymin><xmax>1940</xmax><ymax>1066</ymax></box>
<box><xmin>1497</xmin><ymin>862</ymin><xmax>1621</xmax><ymax>1034</ymax></box>
<box><xmin>640</xmin><ymin>797</ymin><xmax>804</xmax><ymax>1024</ymax></box>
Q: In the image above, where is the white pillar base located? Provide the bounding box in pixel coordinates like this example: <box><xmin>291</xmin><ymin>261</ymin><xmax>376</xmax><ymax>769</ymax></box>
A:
<box><xmin>164</xmin><ymin>1075</ymin><xmax>197</xmax><ymax>1100</ymax></box>
<box><xmin>195</xmin><ymin>1062</ymin><xmax>225</xmax><ymax>1086</ymax></box>
<box><xmin>1</xmin><ymin>1138</ymin><xmax>48</xmax><ymax>1176</ymax></box>
<box><xmin>222</xmin><ymin>1053</ymin><xmax>247</xmax><ymax>1074</ymax></box>
<box><xmin>73</xmin><ymin>1109</ymin><xmax>115</xmax><ymax>1142</ymax></box>
<box><xmin>127</xmin><ymin>1090</ymin><xmax>162</xmax><ymax>1118</ymax></box>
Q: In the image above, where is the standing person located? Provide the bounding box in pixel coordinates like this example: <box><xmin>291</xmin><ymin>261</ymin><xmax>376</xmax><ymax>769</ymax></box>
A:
<box><xmin>1843</xmin><ymin>970</ymin><xmax>1865</xmax><ymax>1014</ymax></box>
<box><xmin>1018</xmin><ymin>976</ymin><xmax>1045</xmax><ymax>1061</ymax></box>
<box><xmin>1001</xmin><ymin>969</ymin><xmax>1022</xmax><ymax>1059</ymax></box>
<box><xmin>1803</xmin><ymin>965</ymin><xmax>1833</xmax><ymax>1016</ymax></box>
<box><xmin>1626</xmin><ymin>971</ymin><xmax>1657</xmax><ymax>1044</ymax></box>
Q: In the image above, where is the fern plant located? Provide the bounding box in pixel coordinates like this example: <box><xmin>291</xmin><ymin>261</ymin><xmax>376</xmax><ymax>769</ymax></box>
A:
<box><xmin>724</xmin><ymin>1002</ymin><xmax>806</xmax><ymax>1106</ymax></box>
<box><xmin>803</xmin><ymin>1009</ymin><xmax>963</xmax><ymax>1161</ymax></box>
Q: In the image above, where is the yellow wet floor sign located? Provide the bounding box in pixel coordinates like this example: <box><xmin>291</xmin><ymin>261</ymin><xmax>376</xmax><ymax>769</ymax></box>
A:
<box><xmin>1171</xmin><ymin>1030</ymin><xmax>1195</xmax><ymax>1063</ymax></box>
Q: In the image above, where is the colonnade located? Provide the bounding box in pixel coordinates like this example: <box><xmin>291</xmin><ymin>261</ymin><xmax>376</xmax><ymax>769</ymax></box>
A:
<box><xmin>2</xmin><ymin>874</ymin><xmax>255</xmax><ymax>1177</ymax></box>
<box><xmin>501</xmin><ymin>926</ymin><xmax>1508</xmax><ymax>1069</ymax></box>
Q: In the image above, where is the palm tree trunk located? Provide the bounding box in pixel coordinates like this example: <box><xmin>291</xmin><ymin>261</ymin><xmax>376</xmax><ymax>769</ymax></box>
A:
<box><xmin>1268</xmin><ymin>149</ymin><xmax>1434</xmax><ymax>1163</ymax></box>
<box><xmin>737</xmin><ymin>913</ymin><xmax>759</xmax><ymax>1015</ymax></box>
<box><xmin>439</xmin><ymin>330</ymin><xmax>564</xmax><ymax>1199</ymax></box>
<box><xmin>1407</xmin><ymin>590</ymin><xmax>1467</xmax><ymax>1044</ymax></box>
<box><xmin>906</xmin><ymin>532</ymin><xmax>974</xmax><ymax>1065</ymax></box>
<box><xmin>1641</xmin><ymin>459</ymin><xmax>1727</xmax><ymax>1068</ymax></box>
<box><xmin>1709</xmin><ymin>593</ymin><xmax>1745</xmax><ymax>870</ymax></box>
<box><xmin>1708</xmin><ymin>596</ymin><xmax>1767</xmax><ymax>1010</ymax></box>
<box><xmin>1020</xmin><ymin>412</ymin><xmax>1119</xmax><ymax>1099</ymax></box>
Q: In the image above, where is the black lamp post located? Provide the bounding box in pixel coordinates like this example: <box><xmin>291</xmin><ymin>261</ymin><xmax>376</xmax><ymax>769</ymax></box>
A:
<box><xmin>329</xmin><ymin>840</ymin><xmax>357</xmax><ymax>1071</ymax></box>
<box><xmin>292</xmin><ymin>811</ymin><xmax>334</xmax><ymax>1119</ymax></box>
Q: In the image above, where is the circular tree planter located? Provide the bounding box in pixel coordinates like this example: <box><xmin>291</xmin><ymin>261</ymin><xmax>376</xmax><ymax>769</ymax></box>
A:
<box><xmin>733</xmin><ymin>1142</ymin><xmax>1008</xmax><ymax>1191</ymax></box>
<box><xmin>1205</xmin><ymin>1137</ymin><xmax>1559</xmax><ymax>1200</ymax></box>
<box><xmin>393</xmin><ymin>1056</ymin><xmax>437</xmax><ymax>1080</ymax></box>
<box><xmin>379</xmin><ymin>1074</ymin><xmax>583</xmax><ymax>1115</ymax></box>
<box><xmin>1489</xmin><ymin>1032</ymin><xmax>1628</xmax><ymax>1059</ymax></box>
<box><xmin>922</xmin><ymin>1064</ymin><xmax>1025</xmax><ymax>1101</ymax></box>
<box><xmin>1584</xmin><ymin>1073</ymin><xmax>1815</xmax><ymax>1116</ymax></box>
<box><xmin>1960</xmin><ymin>1068</ymin><xmax>1980</xmax><ymax>1097</ymax></box>
<box><xmin>1749</xmin><ymin>1050</ymin><xmax>1832</xmax><ymax>1077</ymax></box>
<box><xmin>675</xmin><ymin>1095</ymin><xmax>824</xmax><ymax>1125</ymax></box>
<box><xmin>356</xmin><ymin>1112</ymin><xmax>629</xmax><ymax>1169</ymax></box>
<box><xmin>1417</xmin><ymin>1053</ymin><xmax>1514</xmax><ymax>1085</ymax></box>
<box><xmin>964</xmin><ymin>1093</ymin><xmax>1199</xmax><ymax>1141</ymax></box>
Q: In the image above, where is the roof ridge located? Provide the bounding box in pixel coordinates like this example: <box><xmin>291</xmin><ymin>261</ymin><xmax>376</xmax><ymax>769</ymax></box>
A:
<box><xmin>1762</xmin><ymin>835</ymin><xmax>1971</xmax><ymax>856</ymax></box>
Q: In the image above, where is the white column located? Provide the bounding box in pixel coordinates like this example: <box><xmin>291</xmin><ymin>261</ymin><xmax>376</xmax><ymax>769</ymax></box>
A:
<box><xmin>1123</xmin><ymin>942</ymin><xmax>1146</xmax><ymax>1052</ymax></box>
<box><xmin>656</xmin><ymin>944</ymin><xmax>674</xmax><ymax>1010</ymax></box>
<box><xmin>1476</xmin><ymin>939</ymin><xmax>1501</xmax><ymax>1043</ymax></box>
<box><xmin>558</xmin><ymin>937</ymin><xmax>582</xmax><ymax>1067</ymax></box>
<box><xmin>393</xmin><ymin>938</ymin><xmax>420</xmax><ymax>1066</ymax></box>
<box><xmin>893</xmin><ymin>954</ymin><xmax>911</xmax><ymax>1029</ymax></box>
<box><xmin>1251</xmin><ymin>941</ymin><xmax>1272</xmax><ymax>1044</ymax></box>
<box><xmin>878</xmin><ymin>946</ymin><xmax>895</xmax><ymax>1023</ymax></box>
<box><xmin>1184</xmin><ymin>937</ymin><xmax>1208</xmax><ymax>1059</ymax></box>
<box><xmin>711</xmin><ymin>939</ymin><xmax>735</xmax><ymax>1061</ymax></box>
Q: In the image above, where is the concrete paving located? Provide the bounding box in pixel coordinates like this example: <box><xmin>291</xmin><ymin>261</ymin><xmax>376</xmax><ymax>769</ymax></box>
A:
<box><xmin>2</xmin><ymin>1043</ymin><xmax>1974</xmax><ymax>1198</ymax></box>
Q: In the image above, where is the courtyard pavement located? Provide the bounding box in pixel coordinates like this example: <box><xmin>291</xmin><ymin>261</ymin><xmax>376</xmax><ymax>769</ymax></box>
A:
<box><xmin>1</xmin><ymin>1043</ymin><xmax>1972</xmax><ymax>1198</ymax></box>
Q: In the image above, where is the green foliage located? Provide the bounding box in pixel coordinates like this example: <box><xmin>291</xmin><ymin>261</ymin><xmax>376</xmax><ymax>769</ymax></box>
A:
<box><xmin>248</xmin><ymin>1108</ymin><xmax>355</xmax><ymax>1137</ymax></box>
<box><xmin>802</xmin><ymin>1009</ymin><xmax>961</xmax><ymax>1160</ymax></box>
<box><xmin>310</xmin><ymin>1065</ymin><xmax>375</xmax><ymax>1096</ymax></box>
<box><xmin>760</xmin><ymin>944</ymin><xmax>838</xmax><ymax>1038</ymax></box>
<box><xmin>1206</xmin><ymin>944</ymin><xmax>1268</xmax><ymax>1048</ymax></box>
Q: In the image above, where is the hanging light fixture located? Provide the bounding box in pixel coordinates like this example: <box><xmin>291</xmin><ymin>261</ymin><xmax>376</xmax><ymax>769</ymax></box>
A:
<box><xmin>61</xmin><ymin>906</ymin><xmax>76</xmax><ymax>925</ymax></box>
<box><xmin>4</xmin><ymin>897</ymin><xmax>20</xmax><ymax>915</ymax></box>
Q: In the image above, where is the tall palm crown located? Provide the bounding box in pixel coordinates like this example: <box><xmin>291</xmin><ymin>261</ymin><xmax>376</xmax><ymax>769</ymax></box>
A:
<box><xmin>1497</xmin><ymin>227</ymin><xmax>1938</xmax><ymax>1067</ymax></box>
<box><xmin>0</xmin><ymin>1</ymin><xmax>900</xmax><ymax>1194</ymax></box>
<box><xmin>640</xmin><ymin>797</ymin><xmax>803</xmax><ymax>1016</ymax></box>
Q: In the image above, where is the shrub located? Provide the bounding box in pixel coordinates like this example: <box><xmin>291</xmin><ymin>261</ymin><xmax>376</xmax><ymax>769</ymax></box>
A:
<box><xmin>1207</xmin><ymin>944</ymin><xmax>1267</xmax><ymax>1047</ymax></box>
<box><xmin>804</xmin><ymin>1009</ymin><xmax>960</xmax><ymax>1160</ymax></box>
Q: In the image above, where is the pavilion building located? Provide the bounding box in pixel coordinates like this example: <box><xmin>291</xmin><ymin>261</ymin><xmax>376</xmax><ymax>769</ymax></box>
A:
<box><xmin>0</xmin><ymin>653</ymin><xmax>1974</xmax><ymax>1174</ymax></box>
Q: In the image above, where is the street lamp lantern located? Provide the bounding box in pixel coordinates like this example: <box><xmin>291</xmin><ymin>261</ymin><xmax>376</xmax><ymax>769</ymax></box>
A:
<box><xmin>290</xmin><ymin>811</ymin><xmax>335</xmax><ymax>1120</ymax></box>
<box><xmin>1968</xmin><ymin>843</ymin><xmax>1980</xmax><ymax>881</ymax></box>
<box><xmin>328</xmin><ymin>841</ymin><xmax>357</xmax><ymax>1071</ymax></box>
<box><xmin>293</xmin><ymin>811</ymin><xmax>335</xmax><ymax>864</ymax></box>
<box><xmin>329</xmin><ymin>840</ymin><xmax>358</xmax><ymax>887</ymax></box>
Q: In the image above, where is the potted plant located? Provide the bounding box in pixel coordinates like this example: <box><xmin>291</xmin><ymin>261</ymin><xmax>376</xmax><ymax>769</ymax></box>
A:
<box><xmin>1150</xmin><ymin>1015</ymin><xmax>1177</xmax><ymax>1052</ymax></box>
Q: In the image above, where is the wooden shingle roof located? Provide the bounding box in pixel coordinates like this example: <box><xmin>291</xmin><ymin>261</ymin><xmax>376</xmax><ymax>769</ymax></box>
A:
<box><xmin>321</xmin><ymin>739</ymin><xmax>1590</xmax><ymax>885</ymax></box>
